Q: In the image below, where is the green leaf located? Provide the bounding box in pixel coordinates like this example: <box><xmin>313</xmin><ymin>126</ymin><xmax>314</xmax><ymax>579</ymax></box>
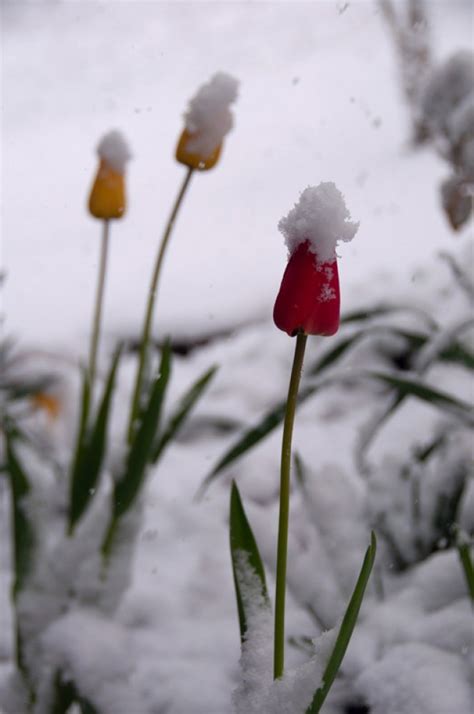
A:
<box><xmin>68</xmin><ymin>348</ymin><xmax>121</xmax><ymax>534</ymax></box>
<box><xmin>51</xmin><ymin>671</ymin><xmax>75</xmax><ymax>714</ymax></box>
<box><xmin>306</xmin><ymin>532</ymin><xmax>377</xmax><ymax>714</ymax></box>
<box><xmin>198</xmin><ymin>383</ymin><xmax>319</xmax><ymax>496</ymax></box>
<box><xmin>51</xmin><ymin>671</ymin><xmax>100</xmax><ymax>714</ymax></box>
<box><xmin>457</xmin><ymin>543</ymin><xmax>474</xmax><ymax>602</ymax></box>
<box><xmin>364</xmin><ymin>371</ymin><xmax>474</xmax><ymax>423</ymax></box>
<box><xmin>201</xmin><ymin>348</ymin><xmax>474</xmax><ymax>496</ymax></box>
<box><xmin>432</xmin><ymin>475</ymin><xmax>467</xmax><ymax>545</ymax></box>
<box><xmin>293</xmin><ymin>452</ymin><xmax>307</xmax><ymax>488</ymax></box>
<box><xmin>5</xmin><ymin>434</ymin><xmax>34</xmax><ymax>598</ymax></box>
<box><xmin>308</xmin><ymin>334</ymin><xmax>364</xmax><ymax>377</ymax></box>
<box><xmin>68</xmin><ymin>369</ymin><xmax>91</xmax><ymax>512</ymax></box>
<box><xmin>102</xmin><ymin>344</ymin><xmax>172</xmax><ymax>556</ymax></box>
<box><xmin>152</xmin><ymin>365</ymin><xmax>217</xmax><ymax>464</ymax></box>
<box><xmin>438</xmin><ymin>343</ymin><xmax>474</xmax><ymax>370</ymax></box>
<box><xmin>308</xmin><ymin>326</ymin><xmax>437</xmax><ymax>378</ymax></box>
<box><xmin>230</xmin><ymin>481</ymin><xmax>269</xmax><ymax>642</ymax></box>
<box><xmin>341</xmin><ymin>304</ymin><xmax>435</xmax><ymax>327</ymax></box>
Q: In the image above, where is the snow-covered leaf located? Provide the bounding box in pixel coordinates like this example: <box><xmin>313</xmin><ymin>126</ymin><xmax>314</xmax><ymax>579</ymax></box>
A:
<box><xmin>230</xmin><ymin>481</ymin><xmax>269</xmax><ymax>642</ymax></box>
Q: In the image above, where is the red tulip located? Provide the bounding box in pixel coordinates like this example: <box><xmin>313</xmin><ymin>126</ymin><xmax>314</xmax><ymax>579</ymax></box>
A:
<box><xmin>273</xmin><ymin>240</ymin><xmax>340</xmax><ymax>337</ymax></box>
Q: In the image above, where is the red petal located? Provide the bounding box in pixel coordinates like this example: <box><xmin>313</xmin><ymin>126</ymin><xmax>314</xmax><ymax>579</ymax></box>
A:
<box><xmin>273</xmin><ymin>241</ymin><xmax>340</xmax><ymax>337</ymax></box>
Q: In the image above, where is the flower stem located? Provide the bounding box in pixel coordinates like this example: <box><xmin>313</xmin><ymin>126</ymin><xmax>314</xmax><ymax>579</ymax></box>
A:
<box><xmin>274</xmin><ymin>331</ymin><xmax>307</xmax><ymax>680</ymax></box>
<box><xmin>128</xmin><ymin>166</ymin><xmax>194</xmax><ymax>443</ymax></box>
<box><xmin>89</xmin><ymin>219</ymin><xmax>110</xmax><ymax>390</ymax></box>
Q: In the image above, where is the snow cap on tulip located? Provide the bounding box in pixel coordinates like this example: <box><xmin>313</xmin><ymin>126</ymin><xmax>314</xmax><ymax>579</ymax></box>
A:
<box><xmin>279</xmin><ymin>182</ymin><xmax>359</xmax><ymax>264</ymax></box>
<box><xmin>176</xmin><ymin>72</ymin><xmax>239</xmax><ymax>170</ymax></box>
<box><xmin>97</xmin><ymin>130</ymin><xmax>132</xmax><ymax>173</ymax></box>
<box><xmin>274</xmin><ymin>183</ymin><xmax>359</xmax><ymax>337</ymax></box>
<box><xmin>88</xmin><ymin>130</ymin><xmax>131</xmax><ymax>220</ymax></box>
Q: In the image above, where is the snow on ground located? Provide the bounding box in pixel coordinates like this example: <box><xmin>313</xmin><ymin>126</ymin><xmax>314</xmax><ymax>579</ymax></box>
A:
<box><xmin>1</xmin><ymin>1</ymin><xmax>473</xmax><ymax>713</ymax></box>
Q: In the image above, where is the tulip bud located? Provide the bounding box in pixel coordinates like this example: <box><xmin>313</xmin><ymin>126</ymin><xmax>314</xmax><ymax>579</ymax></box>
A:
<box><xmin>176</xmin><ymin>72</ymin><xmax>238</xmax><ymax>171</ymax></box>
<box><xmin>273</xmin><ymin>183</ymin><xmax>358</xmax><ymax>337</ymax></box>
<box><xmin>274</xmin><ymin>241</ymin><xmax>341</xmax><ymax>336</ymax></box>
<box><xmin>88</xmin><ymin>130</ymin><xmax>131</xmax><ymax>219</ymax></box>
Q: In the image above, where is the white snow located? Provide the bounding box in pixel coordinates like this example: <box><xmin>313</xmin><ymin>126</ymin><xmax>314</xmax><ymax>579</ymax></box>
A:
<box><xmin>232</xmin><ymin>550</ymin><xmax>327</xmax><ymax>714</ymax></box>
<box><xmin>356</xmin><ymin>642</ymin><xmax>472</xmax><ymax>714</ymax></box>
<box><xmin>2</xmin><ymin>2</ymin><xmax>474</xmax><ymax>713</ymax></box>
<box><xmin>183</xmin><ymin>72</ymin><xmax>239</xmax><ymax>157</ymax></box>
<box><xmin>97</xmin><ymin>130</ymin><xmax>132</xmax><ymax>173</ymax></box>
<box><xmin>278</xmin><ymin>183</ymin><xmax>359</xmax><ymax>264</ymax></box>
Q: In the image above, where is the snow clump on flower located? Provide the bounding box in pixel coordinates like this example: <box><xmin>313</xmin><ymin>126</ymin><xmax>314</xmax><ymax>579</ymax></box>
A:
<box><xmin>184</xmin><ymin>72</ymin><xmax>239</xmax><ymax>157</ymax></box>
<box><xmin>97</xmin><ymin>130</ymin><xmax>132</xmax><ymax>173</ymax></box>
<box><xmin>278</xmin><ymin>182</ymin><xmax>359</xmax><ymax>264</ymax></box>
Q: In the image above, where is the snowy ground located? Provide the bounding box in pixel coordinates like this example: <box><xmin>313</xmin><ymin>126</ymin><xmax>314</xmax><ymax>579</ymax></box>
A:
<box><xmin>1</xmin><ymin>2</ymin><xmax>473</xmax><ymax>713</ymax></box>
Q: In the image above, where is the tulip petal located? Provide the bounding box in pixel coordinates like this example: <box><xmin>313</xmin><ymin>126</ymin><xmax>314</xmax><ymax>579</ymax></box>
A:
<box><xmin>273</xmin><ymin>241</ymin><xmax>340</xmax><ymax>337</ymax></box>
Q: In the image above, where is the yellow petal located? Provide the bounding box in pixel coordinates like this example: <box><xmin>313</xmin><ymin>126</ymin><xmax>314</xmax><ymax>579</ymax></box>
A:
<box><xmin>175</xmin><ymin>129</ymin><xmax>222</xmax><ymax>171</ymax></box>
<box><xmin>88</xmin><ymin>160</ymin><xmax>126</xmax><ymax>219</ymax></box>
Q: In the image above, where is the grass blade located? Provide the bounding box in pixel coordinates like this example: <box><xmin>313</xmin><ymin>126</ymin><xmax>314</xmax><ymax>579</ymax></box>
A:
<box><xmin>5</xmin><ymin>434</ymin><xmax>34</xmax><ymax>598</ymax></box>
<box><xmin>113</xmin><ymin>344</ymin><xmax>171</xmax><ymax>517</ymax></box>
<box><xmin>198</xmin><ymin>383</ymin><xmax>320</xmax><ymax>496</ymax></box>
<box><xmin>68</xmin><ymin>348</ymin><xmax>121</xmax><ymax>534</ymax></box>
<box><xmin>341</xmin><ymin>304</ymin><xmax>435</xmax><ymax>327</ymax></box>
<box><xmin>457</xmin><ymin>543</ymin><xmax>474</xmax><ymax>602</ymax></box>
<box><xmin>306</xmin><ymin>532</ymin><xmax>377</xmax><ymax>713</ymax></box>
<box><xmin>364</xmin><ymin>371</ymin><xmax>474</xmax><ymax>423</ymax></box>
<box><xmin>51</xmin><ymin>671</ymin><xmax>100</xmax><ymax>714</ymax></box>
<box><xmin>308</xmin><ymin>334</ymin><xmax>365</xmax><ymax>377</ymax></box>
<box><xmin>68</xmin><ymin>369</ymin><xmax>91</xmax><ymax>511</ymax></box>
<box><xmin>201</xmin><ymin>361</ymin><xmax>473</xmax><ymax>495</ymax></box>
<box><xmin>307</xmin><ymin>326</ymin><xmax>453</xmax><ymax>378</ymax></box>
<box><xmin>152</xmin><ymin>365</ymin><xmax>217</xmax><ymax>463</ymax></box>
<box><xmin>102</xmin><ymin>344</ymin><xmax>172</xmax><ymax>555</ymax></box>
<box><xmin>230</xmin><ymin>481</ymin><xmax>269</xmax><ymax>641</ymax></box>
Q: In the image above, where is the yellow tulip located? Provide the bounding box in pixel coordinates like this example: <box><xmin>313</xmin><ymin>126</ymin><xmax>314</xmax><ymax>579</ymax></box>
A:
<box><xmin>88</xmin><ymin>159</ymin><xmax>126</xmax><ymax>220</ymax></box>
<box><xmin>175</xmin><ymin>129</ymin><xmax>222</xmax><ymax>171</ymax></box>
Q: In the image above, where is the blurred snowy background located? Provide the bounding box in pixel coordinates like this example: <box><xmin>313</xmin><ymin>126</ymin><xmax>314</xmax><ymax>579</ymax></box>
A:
<box><xmin>1</xmin><ymin>1</ymin><xmax>473</xmax><ymax>713</ymax></box>
<box><xmin>2</xmin><ymin>0</ymin><xmax>471</xmax><ymax>349</ymax></box>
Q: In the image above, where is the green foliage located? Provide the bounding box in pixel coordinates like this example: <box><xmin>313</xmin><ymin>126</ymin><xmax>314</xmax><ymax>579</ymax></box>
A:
<box><xmin>68</xmin><ymin>348</ymin><xmax>121</xmax><ymax>534</ymax></box>
<box><xmin>4</xmin><ymin>431</ymin><xmax>35</xmax><ymax>681</ymax></box>
<box><xmin>102</xmin><ymin>345</ymin><xmax>217</xmax><ymax>556</ymax></box>
<box><xmin>200</xmin><ymin>299</ymin><xmax>474</xmax><ymax>493</ymax></box>
<box><xmin>305</xmin><ymin>533</ymin><xmax>377</xmax><ymax>714</ymax></box>
<box><xmin>229</xmin><ymin>481</ymin><xmax>269</xmax><ymax>642</ymax></box>
<box><xmin>340</xmin><ymin>304</ymin><xmax>435</xmax><ymax>326</ymax></box>
<box><xmin>152</xmin><ymin>365</ymin><xmax>217</xmax><ymax>463</ymax></box>
<box><xmin>457</xmin><ymin>543</ymin><xmax>474</xmax><ymax>602</ymax></box>
<box><xmin>198</xmin><ymin>383</ymin><xmax>320</xmax><ymax>495</ymax></box>
<box><xmin>5</xmin><ymin>433</ymin><xmax>34</xmax><ymax>599</ymax></box>
<box><xmin>363</xmin><ymin>371</ymin><xmax>473</xmax><ymax>423</ymax></box>
<box><xmin>51</xmin><ymin>671</ymin><xmax>100</xmax><ymax>714</ymax></box>
<box><xmin>102</xmin><ymin>343</ymin><xmax>172</xmax><ymax>556</ymax></box>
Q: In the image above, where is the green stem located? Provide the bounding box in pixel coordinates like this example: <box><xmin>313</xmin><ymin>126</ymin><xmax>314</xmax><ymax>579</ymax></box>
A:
<box><xmin>128</xmin><ymin>166</ymin><xmax>194</xmax><ymax>443</ymax></box>
<box><xmin>89</xmin><ymin>219</ymin><xmax>110</xmax><ymax>390</ymax></box>
<box><xmin>274</xmin><ymin>332</ymin><xmax>307</xmax><ymax>679</ymax></box>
